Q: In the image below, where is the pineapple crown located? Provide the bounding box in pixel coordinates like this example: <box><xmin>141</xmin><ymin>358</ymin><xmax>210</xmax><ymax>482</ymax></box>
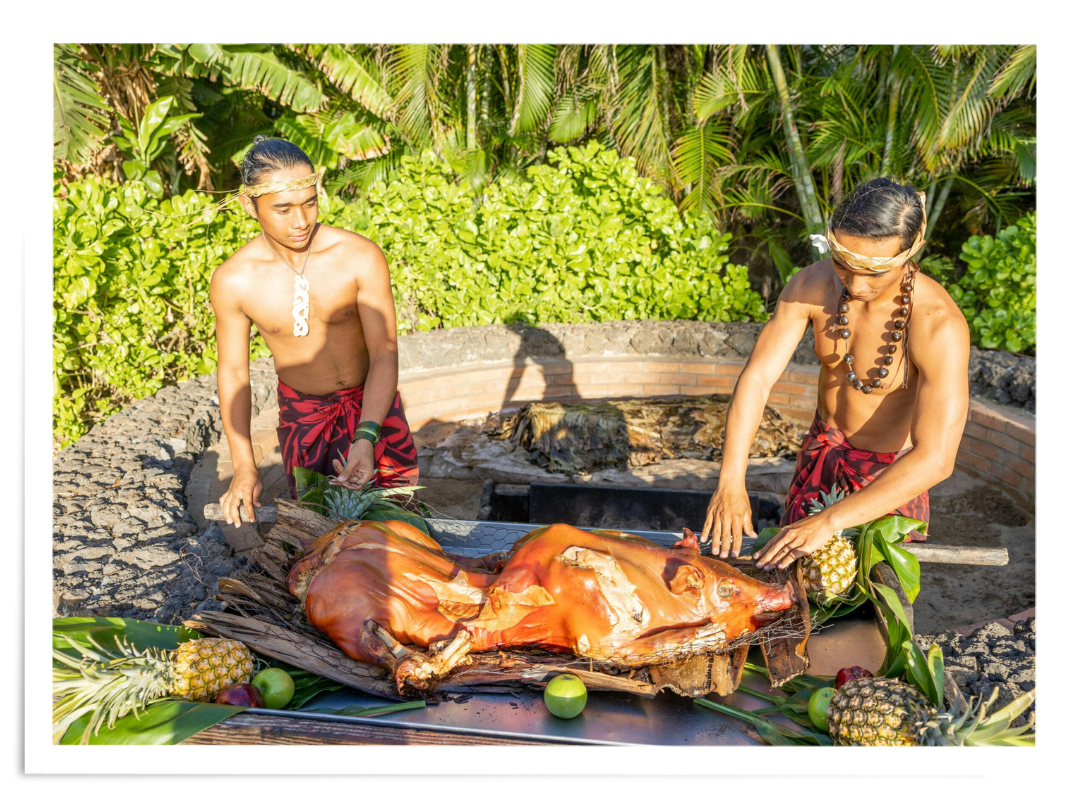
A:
<box><xmin>807</xmin><ymin>484</ymin><xmax>846</xmax><ymax>516</ymax></box>
<box><xmin>922</xmin><ymin>684</ymin><xmax>1036</xmax><ymax>746</ymax></box>
<box><xmin>52</xmin><ymin>635</ymin><xmax>172</xmax><ymax>745</ymax></box>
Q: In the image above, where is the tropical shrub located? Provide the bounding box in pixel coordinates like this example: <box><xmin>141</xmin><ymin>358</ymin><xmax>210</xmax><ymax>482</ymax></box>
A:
<box><xmin>354</xmin><ymin>142</ymin><xmax>765</xmax><ymax>330</ymax></box>
<box><xmin>949</xmin><ymin>212</ymin><xmax>1036</xmax><ymax>354</ymax></box>
<box><xmin>53</xmin><ymin>143</ymin><xmax>764</xmax><ymax>446</ymax></box>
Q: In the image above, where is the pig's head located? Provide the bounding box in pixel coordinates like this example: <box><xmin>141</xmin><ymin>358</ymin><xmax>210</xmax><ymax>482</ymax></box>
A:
<box><xmin>693</xmin><ymin>566</ymin><xmax>796</xmax><ymax>635</ymax></box>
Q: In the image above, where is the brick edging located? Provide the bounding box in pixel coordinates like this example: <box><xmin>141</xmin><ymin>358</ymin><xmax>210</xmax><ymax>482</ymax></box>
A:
<box><xmin>399</xmin><ymin>355</ymin><xmax>1035</xmax><ymax>511</ymax></box>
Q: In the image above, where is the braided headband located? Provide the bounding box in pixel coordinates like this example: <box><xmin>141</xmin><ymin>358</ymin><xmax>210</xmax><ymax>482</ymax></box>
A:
<box><xmin>239</xmin><ymin>171</ymin><xmax>320</xmax><ymax>199</ymax></box>
<box><xmin>815</xmin><ymin>191</ymin><xmax>927</xmax><ymax>274</ymax></box>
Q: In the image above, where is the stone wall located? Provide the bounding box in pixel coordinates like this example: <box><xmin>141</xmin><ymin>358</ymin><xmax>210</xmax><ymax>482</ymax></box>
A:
<box><xmin>51</xmin><ymin>361</ymin><xmax>278</xmax><ymax>622</ymax></box>
<box><xmin>52</xmin><ymin>320</ymin><xmax>1035</xmax><ymax>624</ymax></box>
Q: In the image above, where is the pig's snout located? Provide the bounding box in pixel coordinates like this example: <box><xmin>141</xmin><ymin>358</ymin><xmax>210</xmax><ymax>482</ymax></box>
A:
<box><xmin>755</xmin><ymin>580</ymin><xmax>796</xmax><ymax>614</ymax></box>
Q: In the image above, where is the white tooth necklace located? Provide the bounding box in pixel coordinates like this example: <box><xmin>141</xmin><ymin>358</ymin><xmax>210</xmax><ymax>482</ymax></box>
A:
<box><xmin>263</xmin><ymin>230</ymin><xmax>313</xmax><ymax>337</ymax></box>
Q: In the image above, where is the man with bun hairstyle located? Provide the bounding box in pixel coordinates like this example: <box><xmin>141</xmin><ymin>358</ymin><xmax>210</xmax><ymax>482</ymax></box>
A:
<box><xmin>210</xmin><ymin>136</ymin><xmax>418</xmax><ymax>529</ymax></box>
<box><xmin>699</xmin><ymin>178</ymin><xmax>971</xmax><ymax>569</ymax></box>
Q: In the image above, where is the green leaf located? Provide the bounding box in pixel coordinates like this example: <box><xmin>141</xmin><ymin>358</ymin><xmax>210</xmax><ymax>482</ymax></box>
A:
<box><xmin>926</xmin><ymin>643</ymin><xmax>946</xmax><ymax>709</ymax></box>
<box><xmin>53</xmin><ymin>44</ymin><xmax>110</xmax><ymax>162</ymax></box>
<box><xmin>900</xmin><ymin>640</ymin><xmax>940</xmax><ymax>707</ymax></box>
<box><xmin>293</xmin><ymin>466</ymin><xmax>327</xmax><ymax>505</ymax></box>
<box><xmin>221</xmin><ymin>47</ymin><xmax>327</xmax><ymax>112</ymax></box>
<box><xmin>142</xmin><ymin>170</ymin><xmax>164</xmax><ymax>198</ymax></box>
<box><xmin>53</xmin><ymin>616</ymin><xmax>202</xmax><ymax>655</ymax></box>
<box><xmin>60</xmin><ymin>699</ymin><xmax>242</xmax><ymax>745</ymax></box>
<box><xmin>878</xmin><ymin>537</ymin><xmax>921</xmax><ymax>603</ymax></box>
<box><xmin>364</xmin><ymin>509</ymin><xmax>430</xmax><ymax>534</ymax></box>
<box><xmin>138</xmin><ymin>96</ymin><xmax>175</xmax><ymax>154</ymax></box>
<box><xmin>751</xmin><ymin>526</ymin><xmax>781</xmax><ymax>553</ymax></box>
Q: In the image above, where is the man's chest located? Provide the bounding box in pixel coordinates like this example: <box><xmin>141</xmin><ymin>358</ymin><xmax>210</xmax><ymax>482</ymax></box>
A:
<box><xmin>808</xmin><ymin>306</ymin><xmax>919</xmax><ymax>396</ymax></box>
<box><xmin>243</xmin><ymin>268</ymin><xmax>361</xmax><ymax>336</ymax></box>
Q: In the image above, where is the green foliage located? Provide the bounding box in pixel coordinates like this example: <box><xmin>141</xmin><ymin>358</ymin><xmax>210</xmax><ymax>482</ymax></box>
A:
<box><xmin>353</xmin><ymin>142</ymin><xmax>766</xmax><ymax>331</ymax></box>
<box><xmin>54</xmin><ymin>143</ymin><xmax>764</xmax><ymax>447</ymax></box>
<box><xmin>112</xmin><ymin>95</ymin><xmax>202</xmax><ymax>198</ymax></box>
<box><xmin>53</xmin><ymin>177</ymin><xmax>269</xmax><ymax>446</ymax></box>
<box><xmin>949</xmin><ymin>212</ymin><xmax>1036</xmax><ymax>354</ymax></box>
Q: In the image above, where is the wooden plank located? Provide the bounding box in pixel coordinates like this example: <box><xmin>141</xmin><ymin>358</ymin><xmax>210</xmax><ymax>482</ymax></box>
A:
<box><xmin>181</xmin><ymin>713</ymin><xmax>555</xmax><ymax>746</ymax></box>
<box><xmin>903</xmin><ymin>543</ymin><xmax>1009</xmax><ymax>566</ymax></box>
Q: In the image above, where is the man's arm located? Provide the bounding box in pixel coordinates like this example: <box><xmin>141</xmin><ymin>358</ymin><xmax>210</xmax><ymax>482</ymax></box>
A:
<box><xmin>756</xmin><ymin>306</ymin><xmax>970</xmax><ymax>570</ymax></box>
<box><xmin>702</xmin><ymin>270</ymin><xmax>814</xmax><ymax>556</ymax></box>
<box><xmin>209</xmin><ymin>265</ymin><xmax>262</xmax><ymax>526</ymax></box>
<box><xmin>331</xmin><ymin>239</ymin><xmax>400</xmax><ymax>486</ymax></box>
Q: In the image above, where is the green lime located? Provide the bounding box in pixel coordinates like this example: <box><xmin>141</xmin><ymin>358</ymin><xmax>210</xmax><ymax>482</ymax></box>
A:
<box><xmin>252</xmin><ymin>667</ymin><xmax>296</xmax><ymax>710</ymax></box>
<box><xmin>808</xmin><ymin>687</ymin><xmax>834</xmax><ymax>731</ymax></box>
<box><xmin>544</xmin><ymin>674</ymin><xmax>588</xmax><ymax>719</ymax></box>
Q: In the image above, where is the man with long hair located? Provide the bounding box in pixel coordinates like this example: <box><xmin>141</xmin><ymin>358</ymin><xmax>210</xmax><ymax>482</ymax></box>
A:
<box><xmin>210</xmin><ymin>136</ymin><xmax>418</xmax><ymax>528</ymax></box>
<box><xmin>701</xmin><ymin>178</ymin><xmax>970</xmax><ymax>568</ymax></box>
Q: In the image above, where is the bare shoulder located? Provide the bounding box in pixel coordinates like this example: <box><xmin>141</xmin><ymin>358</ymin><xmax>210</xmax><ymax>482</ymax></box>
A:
<box><xmin>909</xmin><ymin>271</ymin><xmax>970</xmax><ymax>366</ymax></box>
<box><xmin>316</xmin><ymin>224</ymin><xmax>387</xmax><ymax>276</ymax></box>
<box><xmin>779</xmin><ymin>259</ymin><xmax>836</xmax><ymax>306</ymax></box>
<box><xmin>209</xmin><ymin>235</ymin><xmax>261</xmax><ymax>305</ymax></box>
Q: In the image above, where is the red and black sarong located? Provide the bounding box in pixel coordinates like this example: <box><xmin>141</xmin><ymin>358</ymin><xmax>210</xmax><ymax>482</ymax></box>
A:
<box><xmin>276</xmin><ymin>379</ymin><xmax>419</xmax><ymax>497</ymax></box>
<box><xmin>781</xmin><ymin>413</ymin><xmax>929</xmax><ymax>541</ymax></box>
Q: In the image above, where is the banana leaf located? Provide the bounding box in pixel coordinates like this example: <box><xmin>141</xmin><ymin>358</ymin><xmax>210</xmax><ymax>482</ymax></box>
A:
<box><xmin>694</xmin><ymin>698</ymin><xmax>831</xmax><ymax>746</ymax></box>
<box><xmin>53</xmin><ymin>617</ymin><xmax>202</xmax><ymax>655</ymax></box>
<box><xmin>59</xmin><ymin>700</ymin><xmax>243</xmax><ymax>745</ymax></box>
<box><xmin>365</xmin><ymin>508</ymin><xmax>430</xmax><ymax>533</ymax></box>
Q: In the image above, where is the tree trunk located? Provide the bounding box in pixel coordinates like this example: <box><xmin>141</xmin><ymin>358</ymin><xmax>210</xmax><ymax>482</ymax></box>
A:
<box><xmin>764</xmin><ymin>45</ymin><xmax>825</xmax><ymax>234</ymax></box>
<box><xmin>924</xmin><ymin>175</ymin><xmax>954</xmax><ymax>246</ymax></box>
<box><xmin>881</xmin><ymin>46</ymin><xmax>901</xmax><ymax>175</ymax></box>
<box><xmin>466</xmin><ymin>44</ymin><xmax>477</xmax><ymax>150</ymax></box>
<box><xmin>830</xmin><ymin>139</ymin><xmax>846</xmax><ymax>207</ymax></box>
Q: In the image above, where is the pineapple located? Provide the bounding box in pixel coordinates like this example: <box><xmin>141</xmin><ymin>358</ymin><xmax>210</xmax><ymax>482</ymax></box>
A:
<box><xmin>53</xmin><ymin>635</ymin><xmax>254</xmax><ymax>744</ymax></box>
<box><xmin>803</xmin><ymin>485</ymin><xmax>858</xmax><ymax>604</ymax></box>
<box><xmin>829</xmin><ymin>675</ymin><xmax>1035</xmax><ymax>746</ymax></box>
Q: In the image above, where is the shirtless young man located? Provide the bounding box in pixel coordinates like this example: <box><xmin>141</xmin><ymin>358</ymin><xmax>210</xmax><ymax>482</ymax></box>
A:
<box><xmin>700</xmin><ymin>178</ymin><xmax>970</xmax><ymax>570</ymax></box>
<box><xmin>210</xmin><ymin>137</ymin><xmax>418</xmax><ymax>529</ymax></box>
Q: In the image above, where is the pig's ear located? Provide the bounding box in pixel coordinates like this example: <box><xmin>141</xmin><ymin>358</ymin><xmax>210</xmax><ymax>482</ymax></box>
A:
<box><xmin>672</xmin><ymin>527</ymin><xmax>701</xmax><ymax>554</ymax></box>
<box><xmin>668</xmin><ymin>564</ymin><xmax>705</xmax><ymax>595</ymax></box>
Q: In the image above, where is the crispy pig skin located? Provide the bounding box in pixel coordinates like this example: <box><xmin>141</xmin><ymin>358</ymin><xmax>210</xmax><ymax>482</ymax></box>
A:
<box><xmin>287</xmin><ymin>520</ymin><xmax>794</xmax><ymax>666</ymax></box>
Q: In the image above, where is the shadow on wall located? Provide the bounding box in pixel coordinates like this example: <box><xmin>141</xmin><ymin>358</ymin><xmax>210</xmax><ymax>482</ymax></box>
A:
<box><xmin>499</xmin><ymin>324</ymin><xmax>631</xmax><ymax>474</ymax></box>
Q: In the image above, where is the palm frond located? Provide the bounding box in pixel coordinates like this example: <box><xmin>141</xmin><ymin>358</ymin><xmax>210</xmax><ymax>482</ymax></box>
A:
<box><xmin>53</xmin><ymin>44</ymin><xmax>111</xmax><ymax>163</ymax></box>
<box><xmin>990</xmin><ymin>45</ymin><xmax>1036</xmax><ymax>101</ymax></box>
<box><xmin>220</xmin><ymin>46</ymin><xmax>326</xmax><ymax>113</ymax></box>
<box><xmin>612</xmin><ymin>45</ymin><xmax>673</xmax><ymax>181</ymax></box>
<box><xmin>305</xmin><ymin>44</ymin><xmax>394</xmax><ymax>119</ymax></box>
<box><xmin>548</xmin><ymin>91</ymin><xmax>599</xmax><ymax>143</ymax></box>
<box><xmin>512</xmin><ymin>44</ymin><xmax>556</xmax><ymax>134</ymax></box>
<box><xmin>672</xmin><ymin>117</ymin><xmax>734</xmax><ymax>213</ymax></box>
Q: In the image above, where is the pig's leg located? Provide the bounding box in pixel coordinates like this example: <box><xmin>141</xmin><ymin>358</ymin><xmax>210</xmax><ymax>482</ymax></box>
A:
<box><xmin>392</xmin><ymin>629</ymin><xmax>475</xmax><ymax>692</ymax></box>
<box><xmin>584</xmin><ymin>622</ymin><xmax>729</xmax><ymax>668</ymax></box>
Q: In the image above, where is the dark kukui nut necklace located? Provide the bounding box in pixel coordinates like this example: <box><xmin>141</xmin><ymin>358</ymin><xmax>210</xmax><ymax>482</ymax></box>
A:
<box><xmin>836</xmin><ymin>267</ymin><xmax>915</xmax><ymax>394</ymax></box>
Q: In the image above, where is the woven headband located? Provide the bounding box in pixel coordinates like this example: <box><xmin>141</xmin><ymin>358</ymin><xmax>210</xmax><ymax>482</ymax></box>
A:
<box><xmin>818</xmin><ymin>191</ymin><xmax>927</xmax><ymax>273</ymax></box>
<box><xmin>239</xmin><ymin>172</ymin><xmax>320</xmax><ymax>198</ymax></box>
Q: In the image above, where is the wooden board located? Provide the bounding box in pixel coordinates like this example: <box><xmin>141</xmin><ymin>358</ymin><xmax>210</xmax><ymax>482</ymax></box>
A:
<box><xmin>182</xmin><ymin>713</ymin><xmax>557</xmax><ymax>746</ymax></box>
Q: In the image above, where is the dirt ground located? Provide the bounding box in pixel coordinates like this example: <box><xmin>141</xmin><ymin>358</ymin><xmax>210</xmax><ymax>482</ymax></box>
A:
<box><xmin>415</xmin><ymin>469</ymin><xmax>1034</xmax><ymax>636</ymax></box>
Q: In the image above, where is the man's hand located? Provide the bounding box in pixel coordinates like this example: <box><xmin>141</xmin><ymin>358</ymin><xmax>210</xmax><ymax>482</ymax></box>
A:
<box><xmin>332</xmin><ymin>439</ymin><xmax>375</xmax><ymax>488</ymax></box>
<box><xmin>700</xmin><ymin>482</ymin><xmax>757</xmax><ymax>558</ymax></box>
<box><xmin>219</xmin><ymin>466</ymin><xmax>263</xmax><ymax>528</ymax></box>
<box><xmin>754</xmin><ymin>511</ymin><xmax>839</xmax><ymax>571</ymax></box>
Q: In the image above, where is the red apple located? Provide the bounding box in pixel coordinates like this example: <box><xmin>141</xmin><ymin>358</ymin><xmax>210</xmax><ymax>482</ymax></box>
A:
<box><xmin>834</xmin><ymin>666</ymin><xmax>874</xmax><ymax>688</ymax></box>
<box><xmin>215</xmin><ymin>683</ymin><xmax>265</xmax><ymax>708</ymax></box>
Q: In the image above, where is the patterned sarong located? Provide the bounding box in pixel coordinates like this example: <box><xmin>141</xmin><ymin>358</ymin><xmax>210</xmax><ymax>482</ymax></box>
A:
<box><xmin>781</xmin><ymin>414</ymin><xmax>929</xmax><ymax>541</ymax></box>
<box><xmin>276</xmin><ymin>379</ymin><xmax>419</xmax><ymax>497</ymax></box>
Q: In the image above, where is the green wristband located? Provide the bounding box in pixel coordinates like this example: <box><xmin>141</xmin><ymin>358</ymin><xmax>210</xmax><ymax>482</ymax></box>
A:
<box><xmin>352</xmin><ymin>421</ymin><xmax>381</xmax><ymax>445</ymax></box>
